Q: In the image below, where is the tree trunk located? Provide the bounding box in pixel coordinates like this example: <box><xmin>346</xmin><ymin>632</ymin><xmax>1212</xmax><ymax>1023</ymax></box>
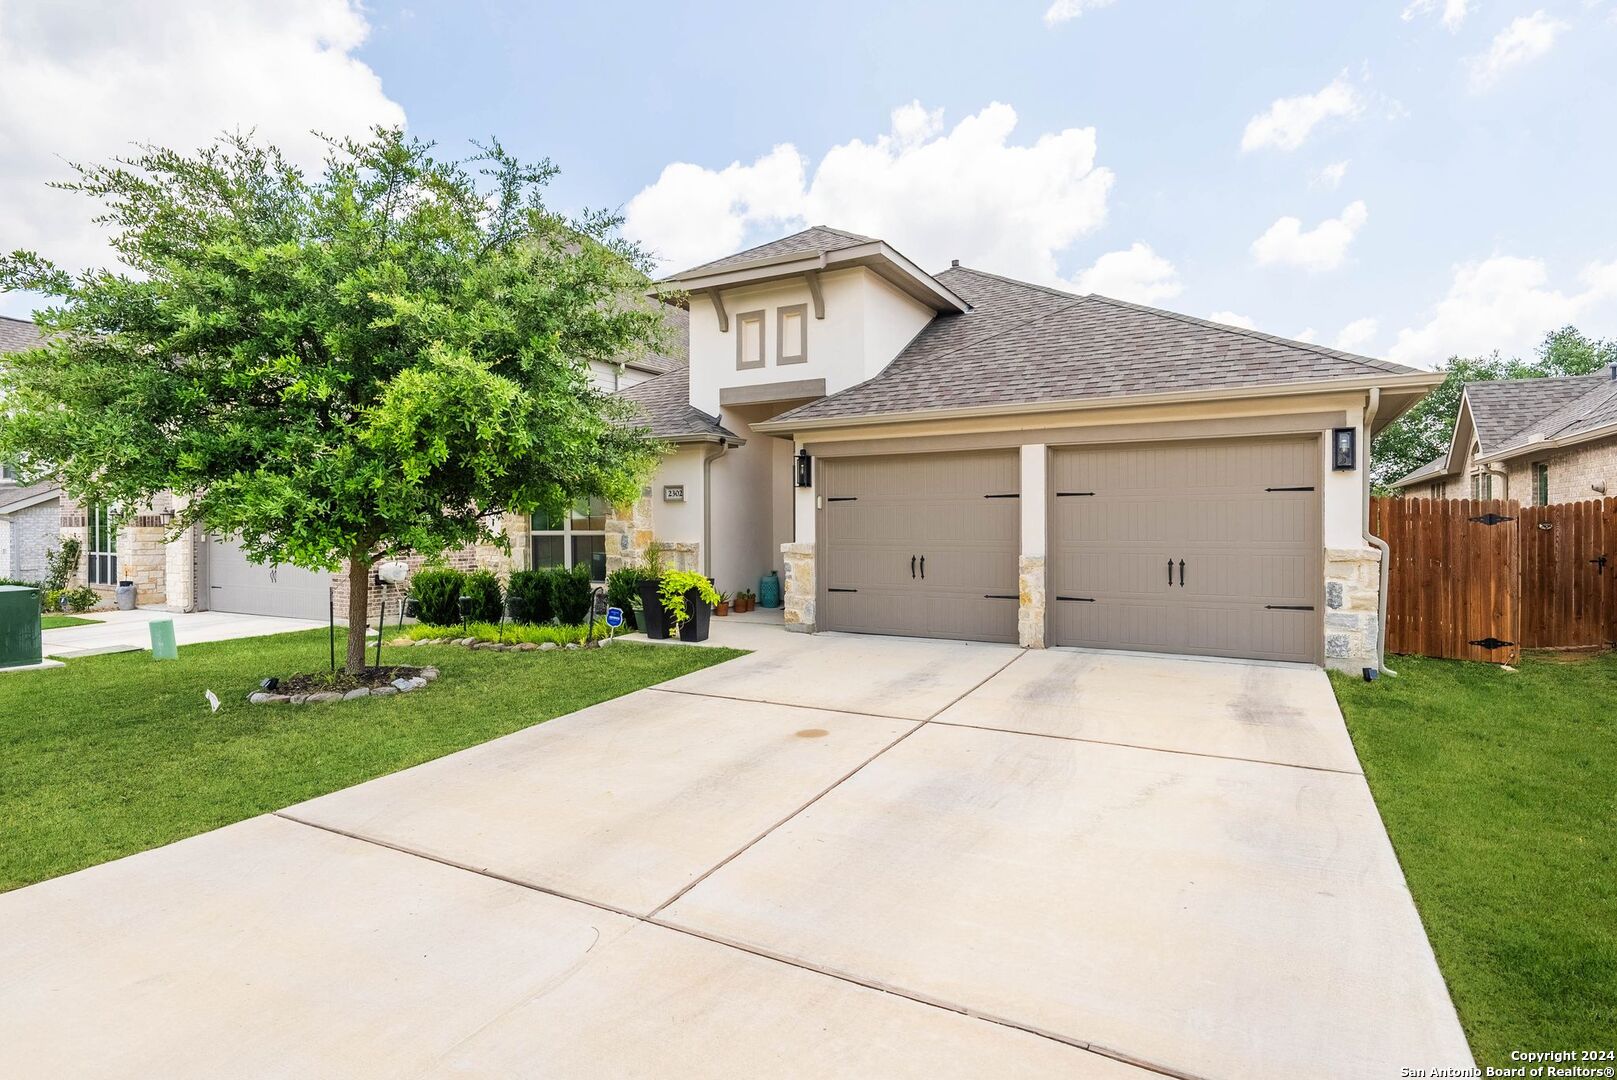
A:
<box><xmin>346</xmin><ymin>553</ymin><xmax>372</xmax><ymax>675</ymax></box>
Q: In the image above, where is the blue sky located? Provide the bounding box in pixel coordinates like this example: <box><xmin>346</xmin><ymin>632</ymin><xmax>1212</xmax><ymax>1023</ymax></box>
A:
<box><xmin>3</xmin><ymin>0</ymin><xmax>1614</xmax><ymax>366</ymax></box>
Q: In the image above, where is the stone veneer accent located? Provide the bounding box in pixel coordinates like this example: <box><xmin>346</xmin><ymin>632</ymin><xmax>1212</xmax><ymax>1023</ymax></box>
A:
<box><xmin>781</xmin><ymin>542</ymin><xmax>815</xmax><ymax>633</ymax></box>
<box><xmin>1017</xmin><ymin>555</ymin><xmax>1046</xmax><ymax>649</ymax></box>
<box><xmin>1324</xmin><ymin>547</ymin><xmax>1382</xmax><ymax>671</ymax></box>
<box><xmin>604</xmin><ymin>488</ymin><xmax>655</xmax><ymax>575</ymax></box>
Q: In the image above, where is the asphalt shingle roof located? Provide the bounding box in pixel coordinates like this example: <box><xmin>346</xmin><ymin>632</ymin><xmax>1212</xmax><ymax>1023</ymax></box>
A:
<box><xmin>1482</xmin><ymin>374</ymin><xmax>1617</xmax><ymax>454</ymax></box>
<box><xmin>777</xmin><ymin>266</ymin><xmax>1419</xmax><ymax>425</ymax></box>
<box><xmin>0</xmin><ymin>480</ymin><xmax>60</xmax><ymax>515</ymax></box>
<box><xmin>617</xmin><ymin>305</ymin><xmax>687</xmax><ymax>375</ymax></box>
<box><xmin>667</xmin><ymin>226</ymin><xmax>875</xmax><ymax>280</ymax></box>
<box><xmin>1391</xmin><ymin>456</ymin><xmax>1452</xmax><ymax>487</ymax></box>
<box><xmin>0</xmin><ymin>315</ymin><xmax>46</xmax><ymax>354</ymax></box>
<box><xmin>1464</xmin><ymin>374</ymin><xmax>1608</xmax><ymax>455</ymax></box>
<box><xmin>615</xmin><ymin>364</ymin><xmax>737</xmax><ymax>444</ymax></box>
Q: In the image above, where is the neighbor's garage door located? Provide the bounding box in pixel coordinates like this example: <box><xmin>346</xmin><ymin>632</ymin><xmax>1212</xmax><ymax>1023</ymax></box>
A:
<box><xmin>205</xmin><ymin>536</ymin><xmax>332</xmax><ymax>620</ymax></box>
<box><xmin>1049</xmin><ymin>437</ymin><xmax>1321</xmax><ymax>663</ymax></box>
<box><xmin>821</xmin><ymin>450</ymin><xmax>1019</xmax><ymax>643</ymax></box>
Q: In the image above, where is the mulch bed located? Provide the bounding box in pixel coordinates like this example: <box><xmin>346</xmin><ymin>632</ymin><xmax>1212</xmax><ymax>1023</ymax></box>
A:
<box><xmin>274</xmin><ymin>666</ymin><xmax>428</xmax><ymax>695</ymax></box>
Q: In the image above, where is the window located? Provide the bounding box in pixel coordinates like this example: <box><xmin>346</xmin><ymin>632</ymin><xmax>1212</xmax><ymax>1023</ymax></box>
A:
<box><xmin>736</xmin><ymin>310</ymin><xmax>765</xmax><ymax>369</ymax></box>
<box><xmin>777</xmin><ymin>303</ymin><xmax>808</xmax><ymax>365</ymax></box>
<box><xmin>1471</xmin><ymin>471</ymin><xmax>1501</xmax><ymax>500</ymax></box>
<box><xmin>1532</xmin><ymin>462</ymin><xmax>1550</xmax><ymax>506</ymax></box>
<box><xmin>0</xmin><ymin>463</ymin><xmax>15</xmax><ymax>483</ymax></box>
<box><xmin>87</xmin><ymin>504</ymin><xmax>118</xmax><ymax>586</ymax></box>
<box><xmin>530</xmin><ymin>497</ymin><xmax>608</xmax><ymax>581</ymax></box>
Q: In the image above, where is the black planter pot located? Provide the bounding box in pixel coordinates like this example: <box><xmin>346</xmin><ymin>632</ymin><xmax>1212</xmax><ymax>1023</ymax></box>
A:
<box><xmin>677</xmin><ymin>588</ymin><xmax>712</xmax><ymax>642</ymax></box>
<box><xmin>635</xmin><ymin>580</ymin><xmax>671</xmax><ymax>639</ymax></box>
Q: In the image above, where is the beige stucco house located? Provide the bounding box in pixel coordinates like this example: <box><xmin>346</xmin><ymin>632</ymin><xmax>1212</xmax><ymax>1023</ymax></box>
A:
<box><xmin>613</xmin><ymin>226</ymin><xmax>1441</xmax><ymax>670</ymax></box>
<box><xmin>1390</xmin><ymin>371</ymin><xmax>1617</xmax><ymax>504</ymax></box>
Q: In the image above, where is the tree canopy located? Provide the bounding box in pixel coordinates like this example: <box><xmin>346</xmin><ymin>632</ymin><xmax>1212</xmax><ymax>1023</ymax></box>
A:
<box><xmin>0</xmin><ymin>129</ymin><xmax>668</xmax><ymax>671</ymax></box>
<box><xmin>1372</xmin><ymin>326</ymin><xmax>1617</xmax><ymax>490</ymax></box>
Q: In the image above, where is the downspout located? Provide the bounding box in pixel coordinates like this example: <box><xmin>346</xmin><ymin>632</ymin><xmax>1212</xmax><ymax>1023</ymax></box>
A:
<box><xmin>701</xmin><ymin>438</ymin><xmax>730</xmax><ymax>579</ymax></box>
<box><xmin>1361</xmin><ymin>388</ymin><xmax>1396</xmax><ymax>676</ymax></box>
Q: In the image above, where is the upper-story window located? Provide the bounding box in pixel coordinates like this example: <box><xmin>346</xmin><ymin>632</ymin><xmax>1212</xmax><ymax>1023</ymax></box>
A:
<box><xmin>736</xmin><ymin>310</ymin><xmax>765</xmax><ymax>370</ymax></box>
<box><xmin>778</xmin><ymin>304</ymin><xmax>808</xmax><ymax>365</ymax></box>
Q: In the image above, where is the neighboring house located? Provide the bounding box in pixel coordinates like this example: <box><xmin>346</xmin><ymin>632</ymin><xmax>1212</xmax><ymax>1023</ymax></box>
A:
<box><xmin>587</xmin><ymin>305</ymin><xmax>686</xmax><ymax>391</ymax></box>
<box><xmin>613</xmin><ymin>226</ymin><xmax>1440</xmax><ymax>669</ymax></box>
<box><xmin>0</xmin><ymin>316</ymin><xmax>63</xmax><ymax>583</ymax></box>
<box><xmin>1390</xmin><ymin>370</ymin><xmax>1617</xmax><ymax>504</ymax></box>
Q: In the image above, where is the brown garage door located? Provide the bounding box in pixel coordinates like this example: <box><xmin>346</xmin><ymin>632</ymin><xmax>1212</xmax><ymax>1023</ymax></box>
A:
<box><xmin>1049</xmin><ymin>438</ymin><xmax>1321</xmax><ymax>663</ymax></box>
<box><xmin>821</xmin><ymin>450</ymin><xmax>1019</xmax><ymax>643</ymax></box>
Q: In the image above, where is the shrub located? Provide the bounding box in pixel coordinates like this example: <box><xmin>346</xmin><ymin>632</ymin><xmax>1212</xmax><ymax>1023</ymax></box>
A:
<box><xmin>43</xmin><ymin>538</ymin><xmax>81</xmax><ymax>592</ymax></box>
<box><xmin>461</xmin><ymin>569</ymin><xmax>504</xmax><ymax>623</ymax></box>
<box><xmin>506</xmin><ymin>569</ymin><xmax>555</xmax><ymax>625</ymax></box>
<box><xmin>57</xmin><ymin>586</ymin><xmax>101</xmax><ymax>613</ymax></box>
<box><xmin>606</xmin><ymin>566</ymin><xmax>649</xmax><ymax>613</ymax></box>
<box><xmin>408</xmin><ymin>568</ymin><xmax>464</xmax><ymax>626</ymax></box>
<box><xmin>549</xmin><ymin>563</ymin><xmax>595</xmax><ymax>625</ymax></box>
<box><xmin>399</xmin><ymin>617</ymin><xmax>628</xmax><ymax>646</ymax></box>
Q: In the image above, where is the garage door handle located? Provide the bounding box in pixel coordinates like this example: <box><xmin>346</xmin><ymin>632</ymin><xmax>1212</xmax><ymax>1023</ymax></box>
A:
<box><xmin>1167</xmin><ymin>559</ymin><xmax>1174</xmax><ymax>586</ymax></box>
<box><xmin>919</xmin><ymin>556</ymin><xmax>925</xmax><ymax>580</ymax></box>
<box><xmin>1179</xmin><ymin>560</ymin><xmax>1186</xmax><ymax>588</ymax></box>
<box><xmin>911</xmin><ymin>555</ymin><xmax>916</xmax><ymax>579</ymax></box>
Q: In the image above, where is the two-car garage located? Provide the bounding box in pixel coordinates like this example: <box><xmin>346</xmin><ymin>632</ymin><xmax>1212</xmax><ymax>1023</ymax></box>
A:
<box><xmin>817</xmin><ymin>437</ymin><xmax>1324</xmax><ymax>664</ymax></box>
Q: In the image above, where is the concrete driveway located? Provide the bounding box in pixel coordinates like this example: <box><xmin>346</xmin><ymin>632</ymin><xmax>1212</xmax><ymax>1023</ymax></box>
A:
<box><xmin>0</xmin><ymin>623</ymin><xmax>1472</xmax><ymax>1079</ymax></box>
<box><xmin>44</xmin><ymin>606</ymin><xmax>327</xmax><ymax>658</ymax></box>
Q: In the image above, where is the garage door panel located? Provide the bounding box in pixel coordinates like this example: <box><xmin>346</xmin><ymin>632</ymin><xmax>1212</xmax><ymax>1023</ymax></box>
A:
<box><xmin>1051</xmin><ymin>438</ymin><xmax>1321</xmax><ymax>664</ymax></box>
<box><xmin>206</xmin><ymin>537</ymin><xmax>331</xmax><ymax>621</ymax></box>
<box><xmin>821</xmin><ymin>451</ymin><xmax>1018</xmax><ymax>644</ymax></box>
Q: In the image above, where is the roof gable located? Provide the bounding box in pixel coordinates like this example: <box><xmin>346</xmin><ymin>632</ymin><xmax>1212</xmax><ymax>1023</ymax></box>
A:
<box><xmin>1462</xmin><ymin>374</ymin><xmax>1607</xmax><ymax>455</ymax></box>
<box><xmin>667</xmin><ymin>226</ymin><xmax>875</xmax><ymax>280</ymax></box>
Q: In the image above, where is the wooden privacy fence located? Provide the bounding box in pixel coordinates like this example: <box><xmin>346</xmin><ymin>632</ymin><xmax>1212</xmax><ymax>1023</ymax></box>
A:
<box><xmin>1372</xmin><ymin>497</ymin><xmax>1617</xmax><ymax>664</ymax></box>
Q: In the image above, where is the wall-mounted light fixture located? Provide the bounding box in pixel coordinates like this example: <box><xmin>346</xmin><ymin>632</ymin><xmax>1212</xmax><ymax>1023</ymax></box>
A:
<box><xmin>1332</xmin><ymin>427</ymin><xmax>1357</xmax><ymax>471</ymax></box>
<box><xmin>795</xmin><ymin>448</ymin><xmax>813</xmax><ymax>488</ymax></box>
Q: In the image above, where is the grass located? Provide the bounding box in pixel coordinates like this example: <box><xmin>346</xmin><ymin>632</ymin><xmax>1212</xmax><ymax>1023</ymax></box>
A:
<box><xmin>1330</xmin><ymin>652</ymin><xmax>1616</xmax><ymax>1066</ymax></box>
<box><xmin>40</xmin><ymin>614</ymin><xmax>101</xmax><ymax>630</ymax></box>
<box><xmin>0</xmin><ymin>628</ymin><xmax>743</xmax><ymax>893</ymax></box>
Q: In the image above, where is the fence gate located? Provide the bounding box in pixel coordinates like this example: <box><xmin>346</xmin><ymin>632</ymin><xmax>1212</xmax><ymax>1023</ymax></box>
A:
<box><xmin>1372</xmin><ymin>497</ymin><xmax>1521</xmax><ymax>664</ymax></box>
<box><xmin>1519</xmin><ymin>499</ymin><xmax>1617</xmax><ymax>649</ymax></box>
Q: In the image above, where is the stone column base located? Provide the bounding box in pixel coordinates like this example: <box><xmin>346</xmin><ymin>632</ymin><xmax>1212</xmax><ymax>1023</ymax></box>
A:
<box><xmin>1018</xmin><ymin>555</ymin><xmax>1046</xmax><ymax>649</ymax></box>
<box><xmin>781</xmin><ymin>542</ymin><xmax>815</xmax><ymax>633</ymax></box>
<box><xmin>1324</xmin><ymin>547</ymin><xmax>1383</xmax><ymax>672</ymax></box>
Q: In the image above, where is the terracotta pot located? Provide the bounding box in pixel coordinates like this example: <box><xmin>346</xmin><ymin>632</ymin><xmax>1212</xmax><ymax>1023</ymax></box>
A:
<box><xmin>714</xmin><ymin>602</ymin><xmax>730</xmax><ymax>617</ymax></box>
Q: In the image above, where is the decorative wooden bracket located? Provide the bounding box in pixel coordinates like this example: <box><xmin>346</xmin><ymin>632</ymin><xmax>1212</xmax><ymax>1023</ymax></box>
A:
<box><xmin>803</xmin><ymin>270</ymin><xmax>825</xmax><ymax>319</ymax></box>
<box><xmin>708</xmin><ymin>288</ymin><xmax>729</xmax><ymax>332</ymax></box>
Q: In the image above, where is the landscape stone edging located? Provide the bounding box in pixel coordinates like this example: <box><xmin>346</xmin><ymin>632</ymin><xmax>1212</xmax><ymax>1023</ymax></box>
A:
<box><xmin>390</xmin><ymin>636</ymin><xmax>591</xmax><ymax>652</ymax></box>
<box><xmin>247</xmin><ymin>666</ymin><xmax>439</xmax><ymax>706</ymax></box>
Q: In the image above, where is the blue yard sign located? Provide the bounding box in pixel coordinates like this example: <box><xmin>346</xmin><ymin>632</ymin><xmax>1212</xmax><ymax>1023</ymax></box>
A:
<box><xmin>604</xmin><ymin>606</ymin><xmax>624</xmax><ymax>629</ymax></box>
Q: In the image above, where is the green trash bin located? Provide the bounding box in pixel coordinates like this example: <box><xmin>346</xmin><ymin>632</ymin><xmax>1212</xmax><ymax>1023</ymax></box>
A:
<box><xmin>0</xmin><ymin>585</ymin><xmax>44</xmax><ymax>669</ymax></box>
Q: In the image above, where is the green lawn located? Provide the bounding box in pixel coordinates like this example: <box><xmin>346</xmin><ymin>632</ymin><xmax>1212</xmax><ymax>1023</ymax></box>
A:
<box><xmin>0</xmin><ymin>629</ymin><xmax>742</xmax><ymax>892</ymax></box>
<box><xmin>40</xmin><ymin>614</ymin><xmax>101</xmax><ymax>630</ymax></box>
<box><xmin>1331</xmin><ymin>653</ymin><xmax>1616</xmax><ymax>1066</ymax></box>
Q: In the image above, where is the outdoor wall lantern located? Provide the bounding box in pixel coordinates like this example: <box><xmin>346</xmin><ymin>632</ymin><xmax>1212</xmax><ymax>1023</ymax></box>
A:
<box><xmin>1332</xmin><ymin>427</ymin><xmax>1357</xmax><ymax>471</ymax></box>
<box><xmin>795</xmin><ymin>448</ymin><xmax>813</xmax><ymax>488</ymax></box>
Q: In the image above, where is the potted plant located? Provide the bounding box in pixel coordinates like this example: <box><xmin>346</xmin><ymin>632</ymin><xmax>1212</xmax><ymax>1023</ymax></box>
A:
<box><xmin>736</xmin><ymin>589</ymin><xmax>754</xmax><ymax>613</ymax></box>
<box><xmin>714</xmin><ymin>591</ymin><xmax>731</xmax><ymax>617</ymax></box>
<box><xmin>635</xmin><ymin>577</ymin><xmax>671</xmax><ymax>638</ymax></box>
<box><xmin>659</xmin><ymin>570</ymin><xmax>721</xmax><ymax>642</ymax></box>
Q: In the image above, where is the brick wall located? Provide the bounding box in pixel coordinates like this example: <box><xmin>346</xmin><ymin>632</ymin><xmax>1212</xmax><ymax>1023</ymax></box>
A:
<box><xmin>4</xmin><ymin>498</ymin><xmax>61</xmax><ymax>581</ymax></box>
<box><xmin>329</xmin><ymin>515</ymin><xmax>527</xmax><ymax>625</ymax></box>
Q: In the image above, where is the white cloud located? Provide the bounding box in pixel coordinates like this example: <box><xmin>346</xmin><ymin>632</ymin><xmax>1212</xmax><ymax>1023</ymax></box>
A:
<box><xmin>1402</xmin><ymin>0</ymin><xmax>1471</xmax><ymax>30</ymax></box>
<box><xmin>1208</xmin><ymin>310</ymin><xmax>1257</xmax><ymax>330</ymax></box>
<box><xmin>1467</xmin><ymin>11</ymin><xmax>1569</xmax><ymax>90</ymax></box>
<box><xmin>1388</xmin><ymin>256</ymin><xmax>1617</xmax><ymax>367</ymax></box>
<box><xmin>1073</xmin><ymin>243</ymin><xmax>1181</xmax><ymax>303</ymax></box>
<box><xmin>1294</xmin><ymin>327</ymin><xmax>1319</xmax><ymax>343</ymax></box>
<box><xmin>0</xmin><ymin>0</ymin><xmax>404</xmax><ymax>316</ymax></box>
<box><xmin>1333</xmin><ymin>317</ymin><xmax>1380</xmax><ymax>352</ymax></box>
<box><xmin>1240</xmin><ymin>75</ymin><xmax>1363</xmax><ymax>152</ymax></box>
<box><xmin>1251</xmin><ymin>201</ymin><xmax>1369</xmax><ymax>272</ymax></box>
<box><xmin>1043</xmin><ymin>0</ymin><xmax>1118</xmax><ymax>26</ymax></box>
<box><xmin>624</xmin><ymin>100</ymin><xmax>1117</xmax><ymax>285</ymax></box>
<box><xmin>1312</xmin><ymin>160</ymin><xmax>1349</xmax><ymax>189</ymax></box>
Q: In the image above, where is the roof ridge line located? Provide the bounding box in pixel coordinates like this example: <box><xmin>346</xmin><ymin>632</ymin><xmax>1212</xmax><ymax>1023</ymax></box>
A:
<box><xmin>941</xmin><ymin>264</ymin><xmax>1089</xmax><ymax>304</ymax></box>
<box><xmin>1078</xmin><ymin>292</ymin><xmax>1414</xmax><ymax>377</ymax></box>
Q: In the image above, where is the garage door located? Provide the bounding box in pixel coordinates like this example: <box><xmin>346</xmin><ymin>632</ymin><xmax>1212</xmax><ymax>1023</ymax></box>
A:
<box><xmin>1049</xmin><ymin>438</ymin><xmax>1321</xmax><ymax>663</ymax></box>
<box><xmin>205</xmin><ymin>536</ymin><xmax>332</xmax><ymax>620</ymax></box>
<box><xmin>821</xmin><ymin>450</ymin><xmax>1019</xmax><ymax>643</ymax></box>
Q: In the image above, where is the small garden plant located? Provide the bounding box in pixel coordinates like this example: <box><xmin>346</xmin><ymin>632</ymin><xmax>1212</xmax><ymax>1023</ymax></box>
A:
<box><xmin>658</xmin><ymin>570</ymin><xmax>721</xmax><ymax>629</ymax></box>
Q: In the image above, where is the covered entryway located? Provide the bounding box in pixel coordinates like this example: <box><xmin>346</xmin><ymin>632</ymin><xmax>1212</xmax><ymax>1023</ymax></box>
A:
<box><xmin>1048</xmin><ymin>437</ymin><xmax>1322</xmax><ymax>663</ymax></box>
<box><xmin>820</xmin><ymin>450</ymin><xmax>1019</xmax><ymax>643</ymax></box>
<box><xmin>204</xmin><ymin>535</ymin><xmax>332</xmax><ymax>621</ymax></box>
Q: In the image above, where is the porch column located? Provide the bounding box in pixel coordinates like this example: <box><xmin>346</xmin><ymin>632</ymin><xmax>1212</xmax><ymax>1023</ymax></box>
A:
<box><xmin>1018</xmin><ymin>443</ymin><xmax>1047</xmax><ymax>649</ymax></box>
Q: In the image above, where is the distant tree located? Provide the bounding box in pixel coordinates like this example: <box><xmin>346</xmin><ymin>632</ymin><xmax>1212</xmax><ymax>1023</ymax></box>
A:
<box><xmin>0</xmin><ymin>129</ymin><xmax>667</xmax><ymax>672</ymax></box>
<box><xmin>1372</xmin><ymin>326</ymin><xmax>1617</xmax><ymax>490</ymax></box>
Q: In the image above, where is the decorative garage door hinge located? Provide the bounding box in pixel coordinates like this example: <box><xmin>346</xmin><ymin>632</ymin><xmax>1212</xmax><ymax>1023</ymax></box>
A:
<box><xmin>1469</xmin><ymin>513</ymin><xmax>1515</xmax><ymax>525</ymax></box>
<box><xmin>1055</xmin><ymin>491</ymin><xmax>1095</xmax><ymax>497</ymax></box>
<box><xmin>1055</xmin><ymin>595</ymin><xmax>1096</xmax><ymax>602</ymax></box>
<box><xmin>1468</xmin><ymin>637</ymin><xmax>1516</xmax><ymax>650</ymax></box>
<box><xmin>1265</xmin><ymin>486</ymin><xmax>1315</xmax><ymax>492</ymax></box>
<box><xmin>983</xmin><ymin>493</ymin><xmax>1019</xmax><ymax>499</ymax></box>
<box><xmin>826</xmin><ymin>496</ymin><xmax>857</xmax><ymax>502</ymax></box>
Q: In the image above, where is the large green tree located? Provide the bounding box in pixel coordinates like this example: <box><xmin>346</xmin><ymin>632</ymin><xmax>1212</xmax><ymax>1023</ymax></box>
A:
<box><xmin>0</xmin><ymin>130</ymin><xmax>666</xmax><ymax>672</ymax></box>
<box><xmin>1372</xmin><ymin>326</ymin><xmax>1617</xmax><ymax>490</ymax></box>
